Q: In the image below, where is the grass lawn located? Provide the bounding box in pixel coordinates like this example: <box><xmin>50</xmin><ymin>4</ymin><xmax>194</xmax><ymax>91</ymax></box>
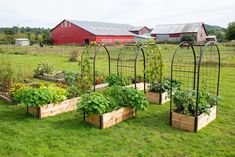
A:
<box><xmin>0</xmin><ymin>45</ymin><xmax>235</xmax><ymax>156</ymax></box>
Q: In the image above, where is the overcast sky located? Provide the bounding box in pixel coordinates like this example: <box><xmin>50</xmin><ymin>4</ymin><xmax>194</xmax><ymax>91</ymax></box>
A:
<box><xmin>0</xmin><ymin>0</ymin><xmax>234</xmax><ymax>28</ymax></box>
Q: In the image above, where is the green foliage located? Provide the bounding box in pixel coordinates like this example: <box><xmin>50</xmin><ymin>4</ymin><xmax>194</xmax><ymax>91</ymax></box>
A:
<box><xmin>173</xmin><ymin>89</ymin><xmax>221</xmax><ymax>116</ymax></box>
<box><xmin>106</xmin><ymin>74</ymin><xmax>130</xmax><ymax>86</ymax></box>
<box><xmin>225</xmin><ymin>21</ymin><xmax>235</xmax><ymax>41</ymax></box>
<box><xmin>149</xmin><ymin>78</ymin><xmax>181</xmax><ymax>93</ymax></box>
<box><xmin>33</xmin><ymin>61</ymin><xmax>54</xmax><ymax>77</ymax></box>
<box><xmin>78</xmin><ymin>86</ymin><xmax>149</xmax><ymax>115</ymax></box>
<box><xmin>180</xmin><ymin>35</ymin><xmax>195</xmax><ymax>42</ymax></box>
<box><xmin>64</xmin><ymin>71</ymin><xmax>79</xmax><ymax>86</ymax></box>
<box><xmin>0</xmin><ymin>62</ymin><xmax>21</xmax><ymax>91</ymax></box>
<box><xmin>12</xmin><ymin>86</ymin><xmax>67</xmax><ymax>106</ymax></box>
<box><xmin>78</xmin><ymin>92</ymin><xmax>110</xmax><ymax>115</ymax></box>
<box><xmin>142</xmin><ymin>41</ymin><xmax>163</xmax><ymax>84</ymax></box>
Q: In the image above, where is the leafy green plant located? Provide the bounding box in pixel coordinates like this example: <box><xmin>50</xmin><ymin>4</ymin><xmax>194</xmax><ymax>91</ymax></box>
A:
<box><xmin>106</xmin><ymin>74</ymin><xmax>130</xmax><ymax>86</ymax></box>
<box><xmin>78</xmin><ymin>92</ymin><xmax>110</xmax><ymax>115</ymax></box>
<box><xmin>78</xmin><ymin>86</ymin><xmax>149</xmax><ymax>115</ymax></box>
<box><xmin>64</xmin><ymin>71</ymin><xmax>79</xmax><ymax>85</ymax></box>
<box><xmin>173</xmin><ymin>89</ymin><xmax>221</xmax><ymax>116</ymax></box>
<box><xmin>149</xmin><ymin>78</ymin><xmax>181</xmax><ymax>93</ymax></box>
<box><xmin>33</xmin><ymin>61</ymin><xmax>54</xmax><ymax>77</ymax></box>
<box><xmin>12</xmin><ymin>86</ymin><xmax>67</xmax><ymax>106</ymax></box>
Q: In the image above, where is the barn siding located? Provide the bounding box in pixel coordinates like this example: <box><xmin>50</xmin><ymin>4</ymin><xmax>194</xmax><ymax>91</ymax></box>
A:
<box><xmin>52</xmin><ymin>21</ymin><xmax>96</xmax><ymax>45</ymax></box>
<box><xmin>197</xmin><ymin>25</ymin><xmax>207</xmax><ymax>42</ymax></box>
<box><xmin>96</xmin><ymin>36</ymin><xmax>134</xmax><ymax>44</ymax></box>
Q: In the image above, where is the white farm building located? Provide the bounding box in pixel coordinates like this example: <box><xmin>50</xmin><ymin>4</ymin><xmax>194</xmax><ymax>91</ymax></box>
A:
<box><xmin>15</xmin><ymin>38</ymin><xmax>30</xmax><ymax>46</ymax></box>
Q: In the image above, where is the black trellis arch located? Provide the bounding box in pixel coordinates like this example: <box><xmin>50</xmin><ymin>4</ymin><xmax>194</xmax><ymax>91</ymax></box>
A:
<box><xmin>81</xmin><ymin>43</ymin><xmax>111</xmax><ymax>92</ymax></box>
<box><xmin>117</xmin><ymin>42</ymin><xmax>146</xmax><ymax>92</ymax></box>
<box><xmin>170</xmin><ymin>41</ymin><xmax>220</xmax><ymax>132</ymax></box>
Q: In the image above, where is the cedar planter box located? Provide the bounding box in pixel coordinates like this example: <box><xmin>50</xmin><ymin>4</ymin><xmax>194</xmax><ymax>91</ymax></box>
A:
<box><xmin>84</xmin><ymin>107</ymin><xmax>136</xmax><ymax>129</ymax></box>
<box><xmin>27</xmin><ymin>97</ymin><xmax>80</xmax><ymax>118</ymax></box>
<box><xmin>171</xmin><ymin>106</ymin><xmax>217</xmax><ymax>132</ymax></box>
<box><xmin>145</xmin><ymin>91</ymin><xmax>169</xmax><ymax>104</ymax></box>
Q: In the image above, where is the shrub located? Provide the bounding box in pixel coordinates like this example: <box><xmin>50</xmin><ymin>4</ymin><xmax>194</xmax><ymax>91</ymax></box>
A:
<box><xmin>173</xmin><ymin>89</ymin><xmax>220</xmax><ymax>116</ymax></box>
<box><xmin>12</xmin><ymin>86</ymin><xmax>67</xmax><ymax>106</ymax></box>
<box><xmin>33</xmin><ymin>61</ymin><xmax>54</xmax><ymax>77</ymax></box>
<box><xmin>69</xmin><ymin>50</ymin><xmax>79</xmax><ymax>62</ymax></box>
<box><xmin>180</xmin><ymin>35</ymin><xmax>195</xmax><ymax>42</ymax></box>
<box><xmin>78</xmin><ymin>86</ymin><xmax>149</xmax><ymax>115</ymax></box>
<box><xmin>64</xmin><ymin>71</ymin><xmax>79</xmax><ymax>85</ymax></box>
<box><xmin>106</xmin><ymin>74</ymin><xmax>130</xmax><ymax>87</ymax></box>
<box><xmin>0</xmin><ymin>62</ymin><xmax>19</xmax><ymax>91</ymax></box>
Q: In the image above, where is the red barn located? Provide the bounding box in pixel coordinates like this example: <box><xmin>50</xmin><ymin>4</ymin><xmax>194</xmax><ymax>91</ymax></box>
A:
<box><xmin>51</xmin><ymin>20</ymin><xmax>136</xmax><ymax>45</ymax></box>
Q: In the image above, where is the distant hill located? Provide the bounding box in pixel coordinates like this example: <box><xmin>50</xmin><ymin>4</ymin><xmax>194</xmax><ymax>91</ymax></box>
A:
<box><xmin>204</xmin><ymin>24</ymin><xmax>226</xmax><ymax>42</ymax></box>
<box><xmin>205</xmin><ymin>24</ymin><xmax>225</xmax><ymax>32</ymax></box>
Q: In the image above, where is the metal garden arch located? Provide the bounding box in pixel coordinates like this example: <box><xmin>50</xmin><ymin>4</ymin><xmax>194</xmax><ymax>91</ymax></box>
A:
<box><xmin>170</xmin><ymin>41</ymin><xmax>221</xmax><ymax>132</ymax></box>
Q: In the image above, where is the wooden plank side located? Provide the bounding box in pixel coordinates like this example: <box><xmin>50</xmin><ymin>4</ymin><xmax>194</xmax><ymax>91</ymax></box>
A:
<box><xmin>102</xmin><ymin>107</ymin><xmax>135</xmax><ymax>128</ymax></box>
<box><xmin>85</xmin><ymin>114</ymin><xmax>101</xmax><ymax>127</ymax></box>
<box><xmin>145</xmin><ymin>91</ymin><xmax>169</xmax><ymax>104</ymax></box>
<box><xmin>197</xmin><ymin>106</ymin><xmax>217</xmax><ymax>130</ymax></box>
<box><xmin>172</xmin><ymin>106</ymin><xmax>217</xmax><ymax>132</ymax></box>
<box><xmin>172</xmin><ymin>112</ymin><xmax>195</xmax><ymax>132</ymax></box>
<box><xmin>28</xmin><ymin>97</ymin><xmax>80</xmax><ymax>118</ymax></box>
<box><xmin>85</xmin><ymin>107</ymin><xmax>136</xmax><ymax>129</ymax></box>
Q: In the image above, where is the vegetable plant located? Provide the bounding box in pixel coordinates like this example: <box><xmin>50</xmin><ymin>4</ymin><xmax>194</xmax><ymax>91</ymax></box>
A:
<box><xmin>106</xmin><ymin>74</ymin><xmax>130</xmax><ymax>87</ymax></box>
<box><xmin>173</xmin><ymin>89</ymin><xmax>221</xmax><ymax>116</ymax></box>
<box><xmin>149</xmin><ymin>78</ymin><xmax>181</xmax><ymax>93</ymax></box>
<box><xmin>11</xmin><ymin>86</ymin><xmax>67</xmax><ymax>106</ymax></box>
<box><xmin>78</xmin><ymin>86</ymin><xmax>149</xmax><ymax>115</ymax></box>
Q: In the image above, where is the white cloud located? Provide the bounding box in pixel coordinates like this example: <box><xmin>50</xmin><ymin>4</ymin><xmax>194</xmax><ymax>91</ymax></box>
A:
<box><xmin>0</xmin><ymin>0</ymin><xmax>234</xmax><ymax>28</ymax></box>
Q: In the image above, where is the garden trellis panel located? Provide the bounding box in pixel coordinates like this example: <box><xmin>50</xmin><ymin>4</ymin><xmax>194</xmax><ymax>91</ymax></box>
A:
<box><xmin>117</xmin><ymin>43</ymin><xmax>146</xmax><ymax>92</ymax></box>
<box><xmin>80</xmin><ymin>44</ymin><xmax>111</xmax><ymax>92</ymax></box>
<box><xmin>170</xmin><ymin>41</ymin><xmax>221</xmax><ymax>132</ymax></box>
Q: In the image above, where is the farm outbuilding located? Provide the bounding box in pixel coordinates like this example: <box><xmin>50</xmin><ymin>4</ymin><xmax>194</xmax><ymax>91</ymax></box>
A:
<box><xmin>51</xmin><ymin>20</ymin><xmax>138</xmax><ymax>45</ymax></box>
<box><xmin>15</xmin><ymin>38</ymin><xmax>30</xmax><ymax>46</ymax></box>
<box><xmin>129</xmin><ymin>26</ymin><xmax>152</xmax><ymax>36</ymax></box>
<box><xmin>151</xmin><ymin>22</ymin><xmax>208</xmax><ymax>42</ymax></box>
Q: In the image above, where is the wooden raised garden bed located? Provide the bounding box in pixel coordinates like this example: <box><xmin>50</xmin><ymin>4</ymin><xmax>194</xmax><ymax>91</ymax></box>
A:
<box><xmin>0</xmin><ymin>93</ymin><xmax>14</xmax><ymax>104</ymax></box>
<box><xmin>145</xmin><ymin>91</ymin><xmax>169</xmax><ymax>105</ymax></box>
<box><xmin>36</xmin><ymin>75</ymin><xmax>65</xmax><ymax>83</ymax></box>
<box><xmin>27</xmin><ymin>97</ymin><xmax>80</xmax><ymax>118</ymax></box>
<box><xmin>171</xmin><ymin>106</ymin><xmax>217</xmax><ymax>132</ymax></box>
<box><xmin>84</xmin><ymin>107</ymin><xmax>136</xmax><ymax>129</ymax></box>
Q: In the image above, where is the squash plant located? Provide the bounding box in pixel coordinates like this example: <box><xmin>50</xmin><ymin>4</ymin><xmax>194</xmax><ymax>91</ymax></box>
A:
<box><xmin>149</xmin><ymin>78</ymin><xmax>181</xmax><ymax>93</ymax></box>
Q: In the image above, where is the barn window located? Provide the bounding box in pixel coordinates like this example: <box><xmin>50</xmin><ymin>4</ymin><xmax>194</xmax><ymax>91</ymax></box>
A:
<box><xmin>64</xmin><ymin>21</ymin><xmax>68</xmax><ymax>28</ymax></box>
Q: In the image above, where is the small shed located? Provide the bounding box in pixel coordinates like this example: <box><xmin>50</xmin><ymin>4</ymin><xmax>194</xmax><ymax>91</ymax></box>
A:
<box><xmin>15</xmin><ymin>38</ymin><xmax>30</xmax><ymax>46</ymax></box>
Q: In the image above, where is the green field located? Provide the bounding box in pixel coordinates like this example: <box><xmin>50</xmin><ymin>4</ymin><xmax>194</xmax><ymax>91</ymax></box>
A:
<box><xmin>0</xmin><ymin>45</ymin><xmax>235</xmax><ymax>156</ymax></box>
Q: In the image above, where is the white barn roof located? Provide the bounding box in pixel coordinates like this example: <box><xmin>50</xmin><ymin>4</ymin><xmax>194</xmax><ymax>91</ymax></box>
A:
<box><xmin>68</xmin><ymin>20</ymin><xmax>135</xmax><ymax>36</ymax></box>
<box><xmin>151</xmin><ymin>22</ymin><xmax>204</xmax><ymax>34</ymax></box>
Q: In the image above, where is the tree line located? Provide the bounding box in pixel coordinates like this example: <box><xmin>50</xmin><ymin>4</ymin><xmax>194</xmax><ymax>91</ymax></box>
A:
<box><xmin>0</xmin><ymin>26</ymin><xmax>51</xmax><ymax>45</ymax></box>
